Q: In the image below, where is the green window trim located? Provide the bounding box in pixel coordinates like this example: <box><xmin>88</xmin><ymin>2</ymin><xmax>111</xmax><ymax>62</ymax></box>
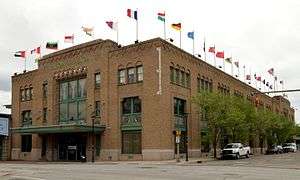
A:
<box><xmin>59</xmin><ymin>78</ymin><xmax>87</xmax><ymax>124</ymax></box>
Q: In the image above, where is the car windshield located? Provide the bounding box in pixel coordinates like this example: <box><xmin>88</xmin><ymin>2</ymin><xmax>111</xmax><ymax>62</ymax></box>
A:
<box><xmin>283</xmin><ymin>143</ymin><xmax>292</xmax><ymax>147</ymax></box>
<box><xmin>224</xmin><ymin>144</ymin><xmax>238</xmax><ymax>148</ymax></box>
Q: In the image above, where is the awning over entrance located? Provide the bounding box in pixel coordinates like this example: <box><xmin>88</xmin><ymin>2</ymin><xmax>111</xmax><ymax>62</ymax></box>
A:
<box><xmin>11</xmin><ymin>124</ymin><xmax>106</xmax><ymax>134</ymax></box>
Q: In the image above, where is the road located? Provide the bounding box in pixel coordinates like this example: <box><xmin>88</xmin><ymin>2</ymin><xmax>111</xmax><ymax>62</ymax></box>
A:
<box><xmin>0</xmin><ymin>152</ymin><xmax>300</xmax><ymax>180</ymax></box>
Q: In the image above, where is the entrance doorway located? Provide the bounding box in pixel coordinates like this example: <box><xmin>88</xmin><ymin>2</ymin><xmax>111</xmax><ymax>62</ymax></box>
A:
<box><xmin>57</xmin><ymin>134</ymin><xmax>86</xmax><ymax>161</ymax></box>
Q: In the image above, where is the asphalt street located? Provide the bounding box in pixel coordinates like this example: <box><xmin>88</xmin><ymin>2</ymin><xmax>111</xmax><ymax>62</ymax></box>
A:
<box><xmin>0</xmin><ymin>152</ymin><xmax>299</xmax><ymax>180</ymax></box>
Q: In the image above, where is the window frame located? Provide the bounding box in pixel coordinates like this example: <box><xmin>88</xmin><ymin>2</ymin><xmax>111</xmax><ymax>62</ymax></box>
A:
<box><xmin>127</xmin><ymin>67</ymin><xmax>136</xmax><ymax>84</ymax></box>
<box><xmin>122</xmin><ymin>131</ymin><xmax>142</xmax><ymax>154</ymax></box>
<box><xmin>94</xmin><ymin>72</ymin><xmax>101</xmax><ymax>88</ymax></box>
<box><xmin>59</xmin><ymin>78</ymin><xmax>87</xmax><ymax>123</ymax></box>
<box><xmin>136</xmin><ymin>66</ymin><xmax>143</xmax><ymax>82</ymax></box>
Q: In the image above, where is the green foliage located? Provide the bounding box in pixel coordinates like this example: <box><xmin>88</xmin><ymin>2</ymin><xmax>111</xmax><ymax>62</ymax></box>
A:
<box><xmin>193</xmin><ymin>92</ymin><xmax>296</xmax><ymax>156</ymax></box>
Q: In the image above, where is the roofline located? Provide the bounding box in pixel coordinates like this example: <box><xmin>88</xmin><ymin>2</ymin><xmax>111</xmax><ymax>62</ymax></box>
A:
<box><xmin>111</xmin><ymin>37</ymin><xmax>274</xmax><ymax>101</ymax></box>
<box><xmin>40</xmin><ymin>39</ymin><xmax>118</xmax><ymax>61</ymax></box>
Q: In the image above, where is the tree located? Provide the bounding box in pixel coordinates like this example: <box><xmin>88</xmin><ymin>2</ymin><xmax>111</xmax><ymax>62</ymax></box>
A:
<box><xmin>193</xmin><ymin>92</ymin><xmax>228</xmax><ymax>158</ymax></box>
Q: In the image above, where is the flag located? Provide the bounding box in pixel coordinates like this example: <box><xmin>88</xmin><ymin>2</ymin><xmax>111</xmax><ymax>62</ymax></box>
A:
<box><xmin>208</xmin><ymin>46</ymin><xmax>215</xmax><ymax>53</ymax></box>
<box><xmin>270</xmin><ymin>85</ymin><xmax>273</xmax><ymax>89</ymax></box>
<box><xmin>216</xmin><ymin>51</ymin><xmax>224</xmax><ymax>58</ymax></box>
<box><xmin>274</xmin><ymin>76</ymin><xmax>277</xmax><ymax>81</ymax></box>
<box><xmin>64</xmin><ymin>35</ymin><xmax>74</xmax><ymax>43</ymax></box>
<box><xmin>127</xmin><ymin>9</ymin><xmax>138</xmax><ymax>20</ymax></box>
<box><xmin>106</xmin><ymin>21</ymin><xmax>118</xmax><ymax>30</ymax></box>
<box><xmin>256</xmin><ymin>76</ymin><xmax>261</xmax><ymax>81</ymax></box>
<box><xmin>225</xmin><ymin>57</ymin><xmax>232</xmax><ymax>63</ymax></box>
<box><xmin>82</xmin><ymin>26</ymin><xmax>93</xmax><ymax>36</ymax></box>
<box><xmin>46</xmin><ymin>42</ymin><xmax>58</xmax><ymax>50</ymax></box>
<box><xmin>263</xmin><ymin>79</ymin><xmax>266</xmax><ymax>84</ymax></box>
<box><xmin>157</xmin><ymin>12</ymin><xmax>165</xmax><ymax>22</ymax></box>
<box><xmin>14</xmin><ymin>51</ymin><xmax>26</xmax><ymax>58</ymax></box>
<box><xmin>279</xmin><ymin>80</ymin><xmax>283</xmax><ymax>84</ymax></box>
<box><xmin>234</xmin><ymin>61</ymin><xmax>239</xmax><ymax>68</ymax></box>
<box><xmin>246</xmin><ymin>75</ymin><xmax>251</xmax><ymax>80</ymax></box>
<box><xmin>268</xmin><ymin>68</ymin><xmax>274</xmax><ymax>75</ymax></box>
<box><xmin>203</xmin><ymin>40</ymin><xmax>206</xmax><ymax>52</ymax></box>
<box><xmin>187</xmin><ymin>32</ymin><xmax>194</xmax><ymax>39</ymax></box>
<box><xmin>171</xmin><ymin>23</ymin><xmax>181</xmax><ymax>31</ymax></box>
<box><xmin>254</xmin><ymin>73</ymin><xmax>257</xmax><ymax>79</ymax></box>
<box><xmin>30</xmin><ymin>47</ymin><xmax>41</xmax><ymax>55</ymax></box>
<box><xmin>266</xmin><ymin>82</ymin><xmax>269</xmax><ymax>87</ymax></box>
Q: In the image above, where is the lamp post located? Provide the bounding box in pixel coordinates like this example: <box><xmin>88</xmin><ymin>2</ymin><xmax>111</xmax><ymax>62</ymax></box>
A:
<box><xmin>91</xmin><ymin>114</ymin><xmax>95</xmax><ymax>163</ymax></box>
<box><xmin>184</xmin><ymin>113</ymin><xmax>189</xmax><ymax>162</ymax></box>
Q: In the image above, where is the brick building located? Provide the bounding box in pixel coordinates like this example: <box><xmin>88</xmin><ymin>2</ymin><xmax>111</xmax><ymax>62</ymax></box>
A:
<box><xmin>11</xmin><ymin>38</ymin><xmax>294</xmax><ymax>161</ymax></box>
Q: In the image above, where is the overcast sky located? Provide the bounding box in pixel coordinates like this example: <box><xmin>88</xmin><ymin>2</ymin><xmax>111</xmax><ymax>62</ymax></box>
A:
<box><xmin>0</xmin><ymin>0</ymin><xmax>299</xmax><ymax>123</ymax></box>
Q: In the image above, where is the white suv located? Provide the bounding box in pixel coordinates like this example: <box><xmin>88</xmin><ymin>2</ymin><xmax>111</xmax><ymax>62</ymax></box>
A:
<box><xmin>282</xmin><ymin>143</ymin><xmax>297</xmax><ymax>153</ymax></box>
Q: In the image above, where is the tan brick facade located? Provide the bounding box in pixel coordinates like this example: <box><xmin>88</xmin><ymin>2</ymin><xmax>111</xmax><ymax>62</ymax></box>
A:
<box><xmin>11</xmin><ymin>38</ymin><xmax>294</xmax><ymax>161</ymax></box>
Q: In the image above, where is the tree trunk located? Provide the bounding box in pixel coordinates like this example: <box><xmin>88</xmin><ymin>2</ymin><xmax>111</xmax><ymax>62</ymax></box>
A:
<box><xmin>213</xmin><ymin>127</ymin><xmax>218</xmax><ymax>159</ymax></box>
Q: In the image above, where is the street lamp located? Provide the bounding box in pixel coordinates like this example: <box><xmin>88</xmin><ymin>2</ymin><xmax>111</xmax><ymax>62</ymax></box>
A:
<box><xmin>91</xmin><ymin>114</ymin><xmax>95</xmax><ymax>163</ymax></box>
<box><xmin>184</xmin><ymin>112</ymin><xmax>189</xmax><ymax>162</ymax></box>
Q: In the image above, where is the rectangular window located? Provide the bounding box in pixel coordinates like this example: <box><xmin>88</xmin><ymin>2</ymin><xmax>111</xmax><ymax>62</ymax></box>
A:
<box><xmin>95</xmin><ymin>72</ymin><xmax>101</xmax><ymax>88</ymax></box>
<box><xmin>122</xmin><ymin>97</ymin><xmax>141</xmax><ymax>114</ymax></box>
<box><xmin>137</xmin><ymin>66</ymin><xmax>143</xmax><ymax>82</ymax></box>
<box><xmin>59</xmin><ymin>78</ymin><xmax>87</xmax><ymax>123</ymax></box>
<box><xmin>170</xmin><ymin>67</ymin><xmax>175</xmax><ymax>83</ymax></box>
<box><xmin>181</xmin><ymin>71</ymin><xmax>185</xmax><ymax>86</ymax></box>
<box><xmin>21</xmin><ymin>135</ymin><xmax>32</xmax><ymax>152</ymax></box>
<box><xmin>175</xmin><ymin>69</ymin><xmax>180</xmax><ymax>84</ymax></box>
<box><xmin>43</xmin><ymin>108</ymin><xmax>47</xmax><ymax>123</ymax></box>
<box><xmin>25</xmin><ymin>89</ymin><xmax>30</xmax><ymax>101</ymax></box>
<box><xmin>78</xmin><ymin>100</ymin><xmax>86</xmax><ymax>120</ymax></box>
<box><xmin>29</xmin><ymin>87</ymin><xmax>33</xmax><ymax>100</ymax></box>
<box><xmin>78</xmin><ymin>78</ymin><xmax>87</xmax><ymax>98</ymax></box>
<box><xmin>118</xmin><ymin>69</ymin><xmax>126</xmax><ymax>84</ymax></box>
<box><xmin>59</xmin><ymin>103</ymin><xmax>67</xmax><ymax>121</ymax></box>
<box><xmin>20</xmin><ymin>89</ymin><xmax>25</xmax><ymax>101</ymax></box>
<box><xmin>186</xmin><ymin>73</ymin><xmax>190</xmax><ymax>88</ymax></box>
<box><xmin>122</xmin><ymin>131</ymin><xmax>141</xmax><ymax>154</ymax></box>
<box><xmin>95</xmin><ymin>101</ymin><xmax>101</xmax><ymax>117</ymax></box>
<box><xmin>43</xmin><ymin>83</ymin><xmax>48</xmax><ymax>98</ymax></box>
<box><xmin>22</xmin><ymin>110</ymin><xmax>32</xmax><ymax>126</ymax></box>
<box><xmin>174</xmin><ymin>98</ymin><xmax>186</xmax><ymax>115</ymax></box>
<box><xmin>127</xmin><ymin>67</ymin><xmax>136</xmax><ymax>83</ymax></box>
<box><xmin>60</xmin><ymin>82</ymin><xmax>68</xmax><ymax>101</ymax></box>
<box><xmin>68</xmin><ymin>80</ymin><xmax>77</xmax><ymax>99</ymax></box>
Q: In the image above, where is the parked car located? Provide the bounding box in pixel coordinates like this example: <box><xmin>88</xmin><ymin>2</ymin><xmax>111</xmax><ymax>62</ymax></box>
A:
<box><xmin>282</xmin><ymin>143</ymin><xmax>297</xmax><ymax>153</ymax></box>
<box><xmin>266</xmin><ymin>145</ymin><xmax>283</xmax><ymax>154</ymax></box>
<box><xmin>221</xmin><ymin>143</ymin><xmax>251</xmax><ymax>159</ymax></box>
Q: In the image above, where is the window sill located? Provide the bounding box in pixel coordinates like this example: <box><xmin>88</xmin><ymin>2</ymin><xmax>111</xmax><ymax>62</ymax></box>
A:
<box><xmin>118</xmin><ymin>81</ymin><xmax>143</xmax><ymax>86</ymax></box>
<box><xmin>170</xmin><ymin>82</ymin><xmax>191</xmax><ymax>89</ymax></box>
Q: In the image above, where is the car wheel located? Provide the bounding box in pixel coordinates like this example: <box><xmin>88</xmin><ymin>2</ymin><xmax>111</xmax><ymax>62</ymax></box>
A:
<box><xmin>246</xmin><ymin>152</ymin><xmax>250</xmax><ymax>158</ymax></box>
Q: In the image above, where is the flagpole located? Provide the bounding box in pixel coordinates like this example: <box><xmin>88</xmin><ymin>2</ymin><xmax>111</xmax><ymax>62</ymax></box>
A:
<box><xmin>192</xmin><ymin>31</ymin><xmax>195</xmax><ymax>55</ymax></box>
<box><xmin>24</xmin><ymin>56</ymin><xmax>27</xmax><ymax>72</ymax></box>
<box><xmin>231</xmin><ymin>61</ymin><xmax>233</xmax><ymax>76</ymax></box>
<box><xmin>204</xmin><ymin>37</ymin><xmax>207</xmax><ymax>62</ymax></box>
<box><xmin>214</xmin><ymin>45</ymin><xmax>216</xmax><ymax>67</ymax></box>
<box><xmin>237</xmin><ymin>62</ymin><xmax>240</xmax><ymax>79</ymax></box>
<box><xmin>136</xmin><ymin>9</ymin><xmax>138</xmax><ymax>42</ymax></box>
<box><xmin>180</xmin><ymin>30</ymin><xmax>182</xmax><ymax>48</ymax></box>
<box><xmin>164</xmin><ymin>11</ymin><xmax>166</xmax><ymax>40</ymax></box>
<box><xmin>117</xmin><ymin>22</ymin><xmax>119</xmax><ymax>44</ymax></box>
<box><xmin>223</xmin><ymin>55</ymin><xmax>225</xmax><ymax>72</ymax></box>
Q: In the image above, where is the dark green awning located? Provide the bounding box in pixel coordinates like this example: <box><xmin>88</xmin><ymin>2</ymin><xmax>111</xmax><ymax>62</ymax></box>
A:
<box><xmin>11</xmin><ymin>124</ymin><xmax>105</xmax><ymax>134</ymax></box>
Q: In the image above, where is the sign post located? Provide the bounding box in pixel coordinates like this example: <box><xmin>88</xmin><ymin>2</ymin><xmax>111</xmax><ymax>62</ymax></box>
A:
<box><xmin>176</xmin><ymin>130</ymin><xmax>181</xmax><ymax>162</ymax></box>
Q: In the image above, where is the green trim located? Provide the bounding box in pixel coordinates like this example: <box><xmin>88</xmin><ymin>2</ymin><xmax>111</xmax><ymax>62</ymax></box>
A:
<box><xmin>11</xmin><ymin>124</ymin><xmax>105</xmax><ymax>134</ymax></box>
